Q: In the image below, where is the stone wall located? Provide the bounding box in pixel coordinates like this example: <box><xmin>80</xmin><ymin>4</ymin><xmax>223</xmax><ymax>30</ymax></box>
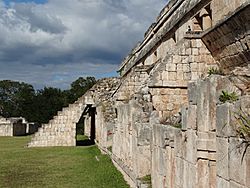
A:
<box><xmin>0</xmin><ymin>117</ymin><xmax>12</xmax><ymax>136</ymax></box>
<box><xmin>101</xmin><ymin>0</ymin><xmax>250</xmax><ymax>188</ymax></box>
<box><xmin>151</xmin><ymin>76</ymin><xmax>249</xmax><ymax>188</ymax></box>
<box><xmin>202</xmin><ymin>3</ymin><xmax>250</xmax><ymax>73</ymax></box>
<box><xmin>84</xmin><ymin>78</ymin><xmax>120</xmax><ymax>148</ymax></box>
<box><xmin>0</xmin><ymin>117</ymin><xmax>28</xmax><ymax>136</ymax></box>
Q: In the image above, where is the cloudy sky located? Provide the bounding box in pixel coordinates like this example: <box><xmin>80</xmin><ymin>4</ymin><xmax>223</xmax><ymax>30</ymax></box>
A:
<box><xmin>0</xmin><ymin>0</ymin><xmax>167</xmax><ymax>89</ymax></box>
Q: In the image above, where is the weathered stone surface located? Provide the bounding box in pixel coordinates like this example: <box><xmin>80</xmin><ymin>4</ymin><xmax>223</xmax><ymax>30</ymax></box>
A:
<box><xmin>197</xmin><ymin>80</ymin><xmax>210</xmax><ymax>132</ymax></box>
<box><xmin>217</xmin><ymin>177</ymin><xmax>230</xmax><ymax>188</ymax></box>
<box><xmin>197</xmin><ymin>159</ymin><xmax>209</xmax><ymax>188</ymax></box>
<box><xmin>216</xmin><ymin>137</ymin><xmax>229</xmax><ymax>180</ymax></box>
<box><xmin>216</xmin><ymin>103</ymin><xmax>237</xmax><ymax>138</ymax></box>
<box><xmin>229</xmin><ymin>137</ymin><xmax>248</xmax><ymax>186</ymax></box>
<box><xmin>185</xmin><ymin>130</ymin><xmax>197</xmax><ymax>164</ymax></box>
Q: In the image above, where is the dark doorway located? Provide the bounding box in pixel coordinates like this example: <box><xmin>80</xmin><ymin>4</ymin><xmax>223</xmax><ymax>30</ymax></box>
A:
<box><xmin>90</xmin><ymin>107</ymin><xmax>96</xmax><ymax>142</ymax></box>
<box><xmin>76</xmin><ymin>105</ymin><xmax>96</xmax><ymax>146</ymax></box>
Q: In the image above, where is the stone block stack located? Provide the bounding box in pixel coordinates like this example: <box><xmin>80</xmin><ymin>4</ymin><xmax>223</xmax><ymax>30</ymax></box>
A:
<box><xmin>27</xmin><ymin>95</ymin><xmax>87</xmax><ymax>147</ymax></box>
<box><xmin>27</xmin><ymin>77</ymin><xmax>120</xmax><ymax>148</ymax></box>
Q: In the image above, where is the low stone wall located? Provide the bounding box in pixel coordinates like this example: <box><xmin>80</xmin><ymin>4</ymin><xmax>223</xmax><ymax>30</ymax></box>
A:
<box><xmin>0</xmin><ymin>117</ymin><xmax>28</xmax><ymax>136</ymax></box>
<box><xmin>0</xmin><ymin>118</ymin><xmax>12</xmax><ymax>136</ymax></box>
<box><xmin>151</xmin><ymin>76</ymin><xmax>250</xmax><ymax>188</ymax></box>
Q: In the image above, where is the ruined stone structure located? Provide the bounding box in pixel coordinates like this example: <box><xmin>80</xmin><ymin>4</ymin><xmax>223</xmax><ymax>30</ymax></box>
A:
<box><xmin>28</xmin><ymin>78</ymin><xmax>119</xmax><ymax>147</ymax></box>
<box><xmin>0</xmin><ymin>117</ymin><xmax>35</xmax><ymax>136</ymax></box>
<box><xmin>28</xmin><ymin>0</ymin><xmax>250</xmax><ymax>187</ymax></box>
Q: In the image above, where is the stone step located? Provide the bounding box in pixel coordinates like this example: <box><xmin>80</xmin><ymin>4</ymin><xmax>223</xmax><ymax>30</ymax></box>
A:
<box><xmin>28</xmin><ymin>91</ymin><xmax>87</xmax><ymax>147</ymax></box>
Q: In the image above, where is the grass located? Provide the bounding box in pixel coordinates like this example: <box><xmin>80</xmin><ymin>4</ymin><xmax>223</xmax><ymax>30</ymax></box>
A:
<box><xmin>0</xmin><ymin>136</ymin><xmax>129</xmax><ymax>188</ymax></box>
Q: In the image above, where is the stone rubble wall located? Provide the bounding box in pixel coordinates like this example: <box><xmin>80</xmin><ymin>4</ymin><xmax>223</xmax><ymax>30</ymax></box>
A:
<box><xmin>85</xmin><ymin>77</ymin><xmax>120</xmax><ymax>148</ymax></box>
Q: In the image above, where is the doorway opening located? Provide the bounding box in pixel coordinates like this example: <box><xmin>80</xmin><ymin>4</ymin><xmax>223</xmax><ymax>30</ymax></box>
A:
<box><xmin>76</xmin><ymin>104</ymin><xmax>96</xmax><ymax>146</ymax></box>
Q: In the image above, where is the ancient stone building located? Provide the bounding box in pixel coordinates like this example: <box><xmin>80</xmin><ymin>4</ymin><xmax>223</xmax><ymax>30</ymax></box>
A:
<box><xmin>0</xmin><ymin>117</ymin><xmax>31</xmax><ymax>136</ymax></box>
<box><xmin>28</xmin><ymin>0</ymin><xmax>250</xmax><ymax>188</ymax></box>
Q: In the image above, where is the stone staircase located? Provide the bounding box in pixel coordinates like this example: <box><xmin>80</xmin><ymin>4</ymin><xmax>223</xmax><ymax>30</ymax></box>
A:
<box><xmin>27</xmin><ymin>95</ymin><xmax>89</xmax><ymax>147</ymax></box>
<box><xmin>27</xmin><ymin>77</ymin><xmax>120</xmax><ymax>147</ymax></box>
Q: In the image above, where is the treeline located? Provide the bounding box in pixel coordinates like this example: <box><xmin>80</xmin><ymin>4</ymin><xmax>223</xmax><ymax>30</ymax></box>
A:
<box><xmin>0</xmin><ymin>77</ymin><xmax>96</xmax><ymax>124</ymax></box>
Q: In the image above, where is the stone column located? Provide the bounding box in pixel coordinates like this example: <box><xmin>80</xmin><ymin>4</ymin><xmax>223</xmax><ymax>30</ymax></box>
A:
<box><xmin>200</xmin><ymin>8</ymin><xmax>212</xmax><ymax>30</ymax></box>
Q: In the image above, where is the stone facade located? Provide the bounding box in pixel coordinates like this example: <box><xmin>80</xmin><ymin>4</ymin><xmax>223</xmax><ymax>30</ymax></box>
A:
<box><xmin>105</xmin><ymin>1</ymin><xmax>249</xmax><ymax>187</ymax></box>
<box><xmin>151</xmin><ymin>77</ymin><xmax>250</xmax><ymax>188</ymax></box>
<box><xmin>27</xmin><ymin>0</ymin><xmax>250</xmax><ymax>188</ymax></box>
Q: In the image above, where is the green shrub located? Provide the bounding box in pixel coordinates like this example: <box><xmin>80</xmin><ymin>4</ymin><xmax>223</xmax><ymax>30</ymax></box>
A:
<box><xmin>208</xmin><ymin>67</ymin><xmax>223</xmax><ymax>76</ymax></box>
<box><xmin>234</xmin><ymin>109</ymin><xmax>250</xmax><ymax>139</ymax></box>
<box><xmin>232</xmin><ymin>108</ymin><xmax>250</xmax><ymax>163</ymax></box>
<box><xmin>219</xmin><ymin>90</ymin><xmax>239</xmax><ymax>103</ymax></box>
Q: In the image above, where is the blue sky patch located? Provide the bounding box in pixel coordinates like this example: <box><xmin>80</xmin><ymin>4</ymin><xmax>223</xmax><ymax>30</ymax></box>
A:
<box><xmin>3</xmin><ymin>0</ymin><xmax>48</xmax><ymax>5</ymax></box>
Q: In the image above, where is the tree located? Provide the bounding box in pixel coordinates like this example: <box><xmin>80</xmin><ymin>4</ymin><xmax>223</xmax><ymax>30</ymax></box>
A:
<box><xmin>0</xmin><ymin>80</ymin><xmax>35</xmax><ymax>118</ymax></box>
<box><xmin>67</xmin><ymin>76</ymin><xmax>96</xmax><ymax>103</ymax></box>
<box><xmin>31</xmin><ymin>87</ymin><xmax>67</xmax><ymax>124</ymax></box>
<box><xmin>0</xmin><ymin>76</ymin><xmax>97</xmax><ymax>124</ymax></box>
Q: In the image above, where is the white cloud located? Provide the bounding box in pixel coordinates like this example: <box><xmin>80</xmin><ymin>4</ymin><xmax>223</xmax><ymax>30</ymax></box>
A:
<box><xmin>0</xmin><ymin>0</ymin><xmax>167</xmax><ymax>89</ymax></box>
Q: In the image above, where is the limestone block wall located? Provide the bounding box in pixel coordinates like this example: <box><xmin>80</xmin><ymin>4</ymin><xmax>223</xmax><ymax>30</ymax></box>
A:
<box><xmin>216</xmin><ymin>97</ymin><xmax>250</xmax><ymax>188</ymax></box>
<box><xmin>116</xmin><ymin>66</ymin><xmax>150</xmax><ymax>103</ymax></box>
<box><xmin>202</xmin><ymin>3</ymin><xmax>250</xmax><ymax>73</ymax></box>
<box><xmin>95</xmin><ymin>106</ymin><xmax>114</xmax><ymax>148</ymax></box>
<box><xmin>211</xmin><ymin>0</ymin><xmax>249</xmax><ymax>25</ymax></box>
<box><xmin>87</xmin><ymin>78</ymin><xmax>119</xmax><ymax>147</ymax></box>
<box><xmin>148</xmin><ymin>37</ymin><xmax>216</xmax><ymax>120</ymax></box>
<box><xmin>112</xmin><ymin>100</ymin><xmax>152</xmax><ymax>184</ymax></box>
<box><xmin>28</xmin><ymin>77</ymin><xmax>119</xmax><ymax>148</ymax></box>
<box><xmin>107</xmin><ymin>1</ymin><xmax>250</xmax><ymax>187</ymax></box>
<box><xmin>0</xmin><ymin>117</ymin><xmax>12</xmax><ymax>136</ymax></box>
<box><xmin>28</xmin><ymin>96</ymin><xmax>87</xmax><ymax>147</ymax></box>
<box><xmin>23</xmin><ymin>0</ymin><xmax>250</xmax><ymax>187</ymax></box>
<box><xmin>151</xmin><ymin>75</ymin><xmax>250</xmax><ymax>188</ymax></box>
